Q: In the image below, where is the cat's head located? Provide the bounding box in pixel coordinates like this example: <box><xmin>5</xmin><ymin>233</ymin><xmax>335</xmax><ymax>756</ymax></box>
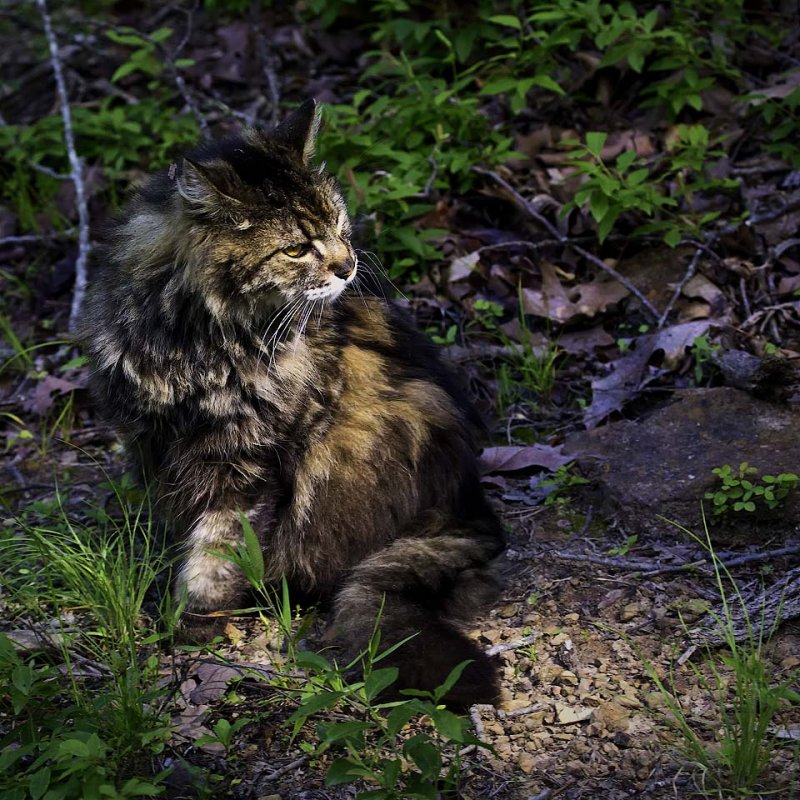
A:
<box><xmin>168</xmin><ymin>100</ymin><xmax>356</xmax><ymax>314</ymax></box>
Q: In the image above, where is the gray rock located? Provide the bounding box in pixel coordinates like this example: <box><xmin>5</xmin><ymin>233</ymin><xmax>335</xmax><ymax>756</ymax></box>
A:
<box><xmin>564</xmin><ymin>387</ymin><xmax>800</xmax><ymax>539</ymax></box>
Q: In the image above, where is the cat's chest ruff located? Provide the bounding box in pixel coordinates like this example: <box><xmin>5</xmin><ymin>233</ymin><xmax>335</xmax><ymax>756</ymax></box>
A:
<box><xmin>237</xmin><ymin>336</ymin><xmax>331</xmax><ymax>422</ymax></box>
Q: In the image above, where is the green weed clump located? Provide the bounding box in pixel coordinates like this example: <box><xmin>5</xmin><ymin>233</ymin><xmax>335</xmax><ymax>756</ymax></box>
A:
<box><xmin>561</xmin><ymin>125</ymin><xmax>740</xmax><ymax>246</ymax></box>
<box><xmin>0</xmin><ymin>478</ymin><xmax>177</xmax><ymax>800</ymax></box>
<box><xmin>307</xmin><ymin>0</ymin><xmax>796</xmax><ymax>273</ymax></box>
<box><xmin>643</xmin><ymin>517</ymin><xmax>800</xmax><ymax>796</ymax></box>
<box><xmin>5</xmin><ymin>2</ymin><xmax>799</xmax><ymax>277</ymax></box>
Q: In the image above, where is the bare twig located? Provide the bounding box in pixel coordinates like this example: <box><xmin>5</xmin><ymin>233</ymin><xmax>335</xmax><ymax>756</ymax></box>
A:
<box><xmin>31</xmin><ymin>161</ymin><xmax>69</xmax><ymax>180</ymax></box>
<box><xmin>485</xmin><ymin>633</ymin><xmax>538</xmax><ymax>657</ymax></box>
<box><xmin>36</xmin><ymin>0</ymin><xmax>91</xmax><ymax>333</ymax></box>
<box><xmin>746</xmin><ymin>195</ymin><xmax>800</xmax><ymax>227</ymax></box>
<box><xmin>508</xmin><ymin>543</ymin><xmax>800</xmax><ymax>578</ymax></box>
<box><xmin>259</xmin><ymin>755</ymin><xmax>308</xmax><ymax>782</ymax></box>
<box><xmin>657</xmin><ymin>246</ymin><xmax>704</xmax><ymax>328</ymax></box>
<box><xmin>0</xmin><ymin>230</ymin><xmax>75</xmax><ymax>246</ymax></box>
<box><xmin>251</xmin><ymin>11</ymin><xmax>281</xmax><ymax>125</ymax></box>
<box><xmin>703</xmin><ymin>544</ymin><xmax>800</xmax><ymax>570</ymax></box>
<box><xmin>171</xmin><ymin>0</ymin><xmax>198</xmax><ymax>61</ymax></box>
<box><xmin>473</xmin><ymin>167</ymin><xmax>661</xmax><ymax>321</ymax></box>
<box><xmin>507</xmin><ymin>547</ymin><xmax>659</xmax><ymax>571</ymax></box>
<box><xmin>740</xmin><ymin>276</ymin><xmax>753</xmax><ymax>319</ymax></box>
<box><xmin>458</xmin><ymin>703</ymin><xmax>493</xmax><ymax>757</ymax></box>
<box><xmin>497</xmin><ymin>702</ymin><xmax>546</xmax><ymax>720</ymax></box>
<box><xmin>444</xmin><ymin>342</ymin><xmax>526</xmax><ymax>363</ymax></box>
<box><xmin>465</xmin><ymin>238</ymin><xmax>565</xmax><ymax>255</ymax></box>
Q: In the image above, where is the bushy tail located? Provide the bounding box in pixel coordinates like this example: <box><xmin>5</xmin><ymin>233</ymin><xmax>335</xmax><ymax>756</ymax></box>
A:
<box><xmin>331</xmin><ymin>512</ymin><xmax>504</xmax><ymax>709</ymax></box>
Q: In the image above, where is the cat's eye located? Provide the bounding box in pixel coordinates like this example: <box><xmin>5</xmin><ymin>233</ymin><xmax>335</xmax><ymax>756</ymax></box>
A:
<box><xmin>283</xmin><ymin>243</ymin><xmax>310</xmax><ymax>258</ymax></box>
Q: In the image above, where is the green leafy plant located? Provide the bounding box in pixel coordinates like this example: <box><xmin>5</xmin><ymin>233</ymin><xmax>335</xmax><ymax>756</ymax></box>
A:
<box><xmin>0</xmin><ymin>98</ymin><xmax>197</xmax><ymax>231</ymax></box>
<box><xmin>215</xmin><ymin>514</ymin><xmax>316</xmax><ymax>671</ymax></box>
<box><xmin>562</xmin><ymin>126</ymin><xmax>738</xmax><ymax>245</ymax></box>
<box><xmin>318</xmin><ymin>54</ymin><xmax>516</xmax><ymax>279</ymax></box>
<box><xmin>217</xmin><ymin>522</ymin><xmax>487</xmax><ymax>798</ymax></box>
<box><xmin>690</xmin><ymin>333</ymin><xmax>721</xmax><ymax>385</ymax></box>
<box><xmin>287</xmin><ymin>648</ymin><xmax>487</xmax><ymax>799</ymax></box>
<box><xmin>562</xmin><ymin>132</ymin><xmax>670</xmax><ymax>243</ymax></box>
<box><xmin>704</xmin><ymin>462</ymin><xmax>799</xmax><ymax>516</ymax></box>
<box><xmin>472</xmin><ymin>294</ymin><xmax>564</xmax><ymax>407</ymax></box>
<box><xmin>194</xmin><ymin>717</ymin><xmax>252</xmax><ymax>755</ymax></box>
<box><xmin>749</xmin><ymin>86</ymin><xmax>800</xmax><ymax>167</ymax></box>
<box><xmin>106</xmin><ymin>26</ymin><xmax>178</xmax><ymax>83</ymax></box>
<box><xmin>538</xmin><ymin>462</ymin><xmax>590</xmax><ymax>507</ymax></box>
<box><xmin>607</xmin><ymin>534</ymin><xmax>638</xmax><ymax>556</ymax></box>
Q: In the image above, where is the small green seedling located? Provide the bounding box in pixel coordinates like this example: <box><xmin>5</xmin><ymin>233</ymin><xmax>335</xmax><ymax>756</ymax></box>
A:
<box><xmin>705</xmin><ymin>463</ymin><xmax>799</xmax><ymax>516</ymax></box>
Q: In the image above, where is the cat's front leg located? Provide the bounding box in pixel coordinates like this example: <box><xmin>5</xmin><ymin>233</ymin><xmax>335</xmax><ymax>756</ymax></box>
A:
<box><xmin>174</xmin><ymin>507</ymin><xmax>256</xmax><ymax>640</ymax></box>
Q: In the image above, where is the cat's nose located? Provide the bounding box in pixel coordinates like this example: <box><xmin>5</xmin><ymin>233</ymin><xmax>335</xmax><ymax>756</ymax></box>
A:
<box><xmin>331</xmin><ymin>257</ymin><xmax>355</xmax><ymax>280</ymax></box>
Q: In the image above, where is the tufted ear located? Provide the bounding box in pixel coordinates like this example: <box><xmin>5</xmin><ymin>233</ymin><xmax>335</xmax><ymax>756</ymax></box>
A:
<box><xmin>273</xmin><ymin>98</ymin><xmax>322</xmax><ymax>165</ymax></box>
<box><xmin>176</xmin><ymin>158</ymin><xmax>245</xmax><ymax>218</ymax></box>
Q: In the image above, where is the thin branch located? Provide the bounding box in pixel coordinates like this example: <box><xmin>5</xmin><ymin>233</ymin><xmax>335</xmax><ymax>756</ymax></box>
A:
<box><xmin>251</xmin><ymin>9</ymin><xmax>281</xmax><ymax>125</ymax></box>
<box><xmin>36</xmin><ymin>0</ymin><xmax>91</xmax><ymax>333</ymax></box>
<box><xmin>485</xmin><ymin>633</ymin><xmax>538</xmax><ymax>657</ymax></box>
<box><xmin>259</xmin><ymin>754</ymin><xmax>308</xmax><ymax>782</ymax></box>
<box><xmin>700</xmin><ymin>544</ymin><xmax>800</xmax><ymax>571</ymax></box>
<box><xmin>508</xmin><ymin>543</ymin><xmax>800</xmax><ymax>578</ymax></box>
<box><xmin>497</xmin><ymin>702</ymin><xmax>546</xmax><ymax>720</ymax></box>
<box><xmin>657</xmin><ymin>246</ymin><xmax>704</xmax><ymax>328</ymax></box>
<box><xmin>506</xmin><ymin>547</ymin><xmax>659</xmax><ymax>571</ymax></box>
<box><xmin>0</xmin><ymin>230</ymin><xmax>75</xmax><ymax>246</ymax></box>
<box><xmin>746</xmin><ymin>195</ymin><xmax>800</xmax><ymax>227</ymax></box>
<box><xmin>461</xmin><ymin>702</ymin><xmax>490</xmax><ymax>756</ymax></box>
<box><xmin>473</xmin><ymin>167</ymin><xmax>661</xmax><ymax>321</ymax></box>
<box><xmin>31</xmin><ymin>161</ymin><xmax>70</xmax><ymax>180</ymax></box>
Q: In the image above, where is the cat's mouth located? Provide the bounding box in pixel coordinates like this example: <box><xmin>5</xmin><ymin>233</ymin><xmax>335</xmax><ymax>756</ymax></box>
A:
<box><xmin>303</xmin><ymin>263</ymin><xmax>358</xmax><ymax>302</ymax></box>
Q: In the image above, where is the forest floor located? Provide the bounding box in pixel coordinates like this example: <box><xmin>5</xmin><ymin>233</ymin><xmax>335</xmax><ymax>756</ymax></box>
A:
<box><xmin>2</xmin><ymin>2</ymin><xmax>800</xmax><ymax>799</ymax></box>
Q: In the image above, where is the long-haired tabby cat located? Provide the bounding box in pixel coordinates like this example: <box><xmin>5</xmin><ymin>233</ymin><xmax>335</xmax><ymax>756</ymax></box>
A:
<box><xmin>82</xmin><ymin>100</ymin><xmax>505</xmax><ymax>706</ymax></box>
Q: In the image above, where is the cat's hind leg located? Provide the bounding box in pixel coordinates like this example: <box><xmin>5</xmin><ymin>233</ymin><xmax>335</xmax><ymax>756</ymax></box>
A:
<box><xmin>330</xmin><ymin>512</ymin><xmax>505</xmax><ymax>708</ymax></box>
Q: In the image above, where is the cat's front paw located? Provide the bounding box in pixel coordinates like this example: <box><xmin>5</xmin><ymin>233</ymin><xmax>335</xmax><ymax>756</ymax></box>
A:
<box><xmin>174</xmin><ymin>610</ymin><xmax>229</xmax><ymax>644</ymax></box>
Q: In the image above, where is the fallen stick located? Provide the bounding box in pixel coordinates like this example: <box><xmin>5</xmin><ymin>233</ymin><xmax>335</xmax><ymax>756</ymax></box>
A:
<box><xmin>497</xmin><ymin>702</ymin><xmax>546</xmax><ymax>720</ymax></box>
<box><xmin>259</xmin><ymin>755</ymin><xmax>308</xmax><ymax>782</ymax></box>
<box><xmin>485</xmin><ymin>633</ymin><xmax>538</xmax><ymax>657</ymax></box>
<box><xmin>657</xmin><ymin>246</ymin><xmax>704</xmax><ymax>328</ymax></box>
<box><xmin>508</xmin><ymin>544</ymin><xmax>800</xmax><ymax>577</ymax></box>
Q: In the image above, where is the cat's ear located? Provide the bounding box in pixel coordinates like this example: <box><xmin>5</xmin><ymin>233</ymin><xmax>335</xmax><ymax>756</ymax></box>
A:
<box><xmin>177</xmin><ymin>158</ymin><xmax>245</xmax><ymax>218</ymax></box>
<box><xmin>273</xmin><ymin>98</ymin><xmax>321</xmax><ymax>165</ymax></box>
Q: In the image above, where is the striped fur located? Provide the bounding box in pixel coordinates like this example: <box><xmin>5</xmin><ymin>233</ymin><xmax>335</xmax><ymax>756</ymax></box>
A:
<box><xmin>80</xmin><ymin>101</ymin><xmax>505</xmax><ymax>705</ymax></box>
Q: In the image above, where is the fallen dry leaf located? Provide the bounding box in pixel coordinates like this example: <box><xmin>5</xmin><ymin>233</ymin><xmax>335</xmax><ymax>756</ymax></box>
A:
<box><xmin>569</xmin><ymin>278</ymin><xmax>629</xmax><ymax>316</ymax></box>
<box><xmin>557</xmin><ymin>327</ymin><xmax>615</xmax><ymax>354</ymax></box>
<box><xmin>449</xmin><ymin>251</ymin><xmax>480</xmax><ymax>282</ymax></box>
<box><xmin>190</xmin><ymin>662</ymin><xmax>242</xmax><ymax>705</ymax></box>
<box><xmin>480</xmin><ymin>444</ymin><xmax>573</xmax><ymax>474</ymax></box>
<box><xmin>584</xmin><ymin>320</ymin><xmax>712</xmax><ymax>428</ymax></box>
<box><xmin>522</xmin><ymin>261</ymin><xmax>629</xmax><ymax>322</ymax></box>
<box><xmin>521</xmin><ymin>261</ymin><xmax>576</xmax><ymax>322</ymax></box>
<box><xmin>29</xmin><ymin>375</ymin><xmax>83</xmax><ymax>416</ymax></box>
